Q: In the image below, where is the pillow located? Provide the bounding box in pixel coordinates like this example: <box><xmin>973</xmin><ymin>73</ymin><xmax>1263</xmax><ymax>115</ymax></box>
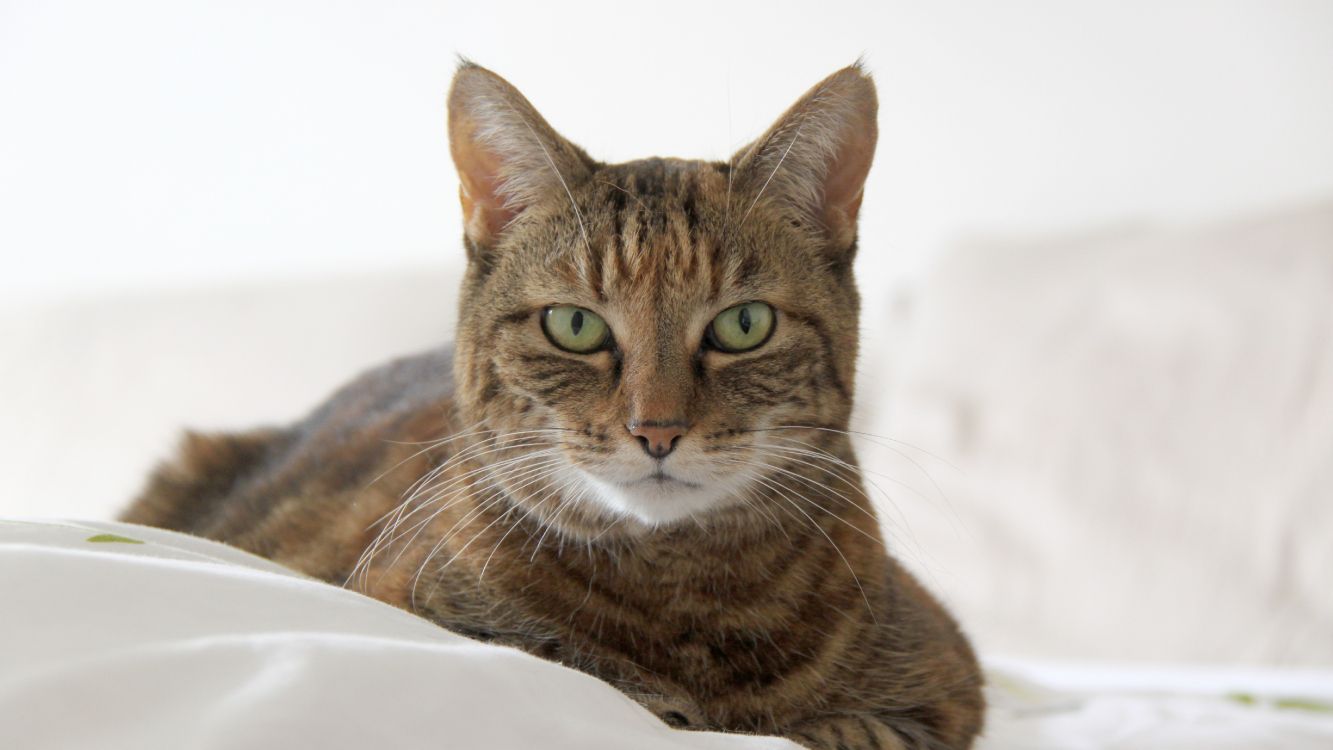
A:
<box><xmin>860</xmin><ymin>201</ymin><xmax>1333</xmax><ymax>665</ymax></box>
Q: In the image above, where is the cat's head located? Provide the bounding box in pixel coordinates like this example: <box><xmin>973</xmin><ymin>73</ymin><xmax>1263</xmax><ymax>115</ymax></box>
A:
<box><xmin>447</xmin><ymin>62</ymin><xmax>876</xmax><ymax>530</ymax></box>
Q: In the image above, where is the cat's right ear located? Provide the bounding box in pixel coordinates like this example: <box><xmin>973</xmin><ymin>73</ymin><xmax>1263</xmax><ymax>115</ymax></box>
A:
<box><xmin>447</xmin><ymin>62</ymin><xmax>595</xmax><ymax>253</ymax></box>
<box><xmin>730</xmin><ymin>63</ymin><xmax>878</xmax><ymax>259</ymax></box>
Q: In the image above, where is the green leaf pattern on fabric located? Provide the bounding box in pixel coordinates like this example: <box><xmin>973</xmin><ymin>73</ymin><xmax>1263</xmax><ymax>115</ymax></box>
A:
<box><xmin>86</xmin><ymin>533</ymin><xmax>145</xmax><ymax>545</ymax></box>
<box><xmin>1227</xmin><ymin>692</ymin><xmax>1333</xmax><ymax>713</ymax></box>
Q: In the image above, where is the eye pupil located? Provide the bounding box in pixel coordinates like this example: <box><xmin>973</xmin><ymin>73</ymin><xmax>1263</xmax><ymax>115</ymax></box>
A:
<box><xmin>705</xmin><ymin>302</ymin><xmax>773</xmax><ymax>353</ymax></box>
<box><xmin>570</xmin><ymin>310</ymin><xmax>584</xmax><ymax>336</ymax></box>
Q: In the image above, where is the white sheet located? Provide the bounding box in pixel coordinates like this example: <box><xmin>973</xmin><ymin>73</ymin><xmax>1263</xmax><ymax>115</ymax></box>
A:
<box><xmin>3</xmin><ymin>519</ymin><xmax>1331</xmax><ymax>749</ymax></box>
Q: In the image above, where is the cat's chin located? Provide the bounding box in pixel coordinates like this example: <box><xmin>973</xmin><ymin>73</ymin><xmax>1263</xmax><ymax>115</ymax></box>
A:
<box><xmin>575</xmin><ymin>471</ymin><xmax>744</xmax><ymax>527</ymax></box>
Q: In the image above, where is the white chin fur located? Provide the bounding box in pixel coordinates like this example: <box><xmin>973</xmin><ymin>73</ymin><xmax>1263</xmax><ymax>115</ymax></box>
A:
<box><xmin>577</xmin><ymin>471</ymin><xmax>738</xmax><ymax>526</ymax></box>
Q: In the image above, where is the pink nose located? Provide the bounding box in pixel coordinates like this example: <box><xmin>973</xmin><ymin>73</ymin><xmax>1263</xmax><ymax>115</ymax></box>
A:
<box><xmin>627</xmin><ymin>421</ymin><xmax>688</xmax><ymax>459</ymax></box>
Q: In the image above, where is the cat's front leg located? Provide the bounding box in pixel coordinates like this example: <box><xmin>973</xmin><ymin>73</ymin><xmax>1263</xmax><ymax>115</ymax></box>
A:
<box><xmin>785</xmin><ymin>714</ymin><xmax>910</xmax><ymax>750</ymax></box>
<box><xmin>633</xmin><ymin>691</ymin><xmax>708</xmax><ymax>730</ymax></box>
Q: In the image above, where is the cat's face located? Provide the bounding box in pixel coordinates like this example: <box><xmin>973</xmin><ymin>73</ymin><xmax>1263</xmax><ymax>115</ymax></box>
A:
<box><xmin>448</xmin><ymin>64</ymin><xmax>877</xmax><ymax>528</ymax></box>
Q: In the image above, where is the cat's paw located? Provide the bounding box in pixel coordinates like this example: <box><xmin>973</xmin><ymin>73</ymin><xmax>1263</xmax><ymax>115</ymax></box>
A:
<box><xmin>636</xmin><ymin>693</ymin><xmax>706</xmax><ymax>729</ymax></box>
<box><xmin>786</xmin><ymin>714</ymin><xmax>909</xmax><ymax>750</ymax></box>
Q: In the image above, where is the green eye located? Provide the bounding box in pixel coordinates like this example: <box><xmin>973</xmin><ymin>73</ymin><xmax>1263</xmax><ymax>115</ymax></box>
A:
<box><xmin>542</xmin><ymin>305</ymin><xmax>610</xmax><ymax>353</ymax></box>
<box><xmin>707</xmin><ymin>302</ymin><xmax>776</xmax><ymax>353</ymax></box>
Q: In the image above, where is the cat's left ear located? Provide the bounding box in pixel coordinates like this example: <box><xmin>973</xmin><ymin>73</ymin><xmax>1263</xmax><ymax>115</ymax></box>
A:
<box><xmin>731</xmin><ymin>63</ymin><xmax>878</xmax><ymax>257</ymax></box>
<box><xmin>448</xmin><ymin>62</ymin><xmax>595</xmax><ymax>251</ymax></box>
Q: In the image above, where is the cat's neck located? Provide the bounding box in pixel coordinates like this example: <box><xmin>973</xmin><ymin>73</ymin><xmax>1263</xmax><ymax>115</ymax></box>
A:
<box><xmin>486</xmin><ymin>477</ymin><xmax>883</xmax><ymax>590</ymax></box>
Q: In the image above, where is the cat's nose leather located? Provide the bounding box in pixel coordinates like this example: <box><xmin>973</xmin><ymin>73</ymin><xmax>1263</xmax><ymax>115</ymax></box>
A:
<box><xmin>627</xmin><ymin>421</ymin><xmax>688</xmax><ymax>459</ymax></box>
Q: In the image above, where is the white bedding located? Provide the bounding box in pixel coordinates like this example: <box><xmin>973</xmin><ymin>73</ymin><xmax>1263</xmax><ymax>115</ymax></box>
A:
<box><xmin>3</xmin><ymin>519</ymin><xmax>1331</xmax><ymax>749</ymax></box>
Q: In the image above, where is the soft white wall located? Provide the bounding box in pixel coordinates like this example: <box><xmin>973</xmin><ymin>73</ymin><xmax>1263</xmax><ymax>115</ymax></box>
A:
<box><xmin>2</xmin><ymin>0</ymin><xmax>1332</xmax><ymax>305</ymax></box>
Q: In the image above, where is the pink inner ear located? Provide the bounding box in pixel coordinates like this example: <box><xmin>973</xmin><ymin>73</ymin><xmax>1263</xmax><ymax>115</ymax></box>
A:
<box><xmin>820</xmin><ymin>134</ymin><xmax>875</xmax><ymax>245</ymax></box>
<box><xmin>451</xmin><ymin>118</ymin><xmax>520</xmax><ymax>246</ymax></box>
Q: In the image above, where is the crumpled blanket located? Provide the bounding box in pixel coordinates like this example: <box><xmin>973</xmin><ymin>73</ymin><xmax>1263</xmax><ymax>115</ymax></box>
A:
<box><xmin>2</xmin><ymin>519</ymin><xmax>1330</xmax><ymax>749</ymax></box>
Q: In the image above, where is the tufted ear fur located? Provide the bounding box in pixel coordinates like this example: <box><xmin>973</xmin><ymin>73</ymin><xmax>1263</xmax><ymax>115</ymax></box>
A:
<box><xmin>447</xmin><ymin>62</ymin><xmax>595</xmax><ymax>251</ymax></box>
<box><xmin>732</xmin><ymin>64</ymin><xmax>878</xmax><ymax>256</ymax></box>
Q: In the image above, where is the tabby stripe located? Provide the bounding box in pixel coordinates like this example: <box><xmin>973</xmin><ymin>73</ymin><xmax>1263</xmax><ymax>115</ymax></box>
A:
<box><xmin>782</xmin><ymin>310</ymin><xmax>851</xmax><ymax>400</ymax></box>
<box><xmin>614</xmin><ymin>193</ymin><xmax>634</xmax><ymax>283</ymax></box>
<box><xmin>855</xmin><ymin>715</ymin><xmax>883</xmax><ymax>749</ymax></box>
<box><xmin>793</xmin><ymin>730</ymin><xmax>820</xmax><ymax>747</ymax></box>
<box><xmin>677</xmin><ymin>176</ymin><xmax>699</xmax><ymax>277</ymax></box>
<box><xmin>831</xmin><ymin>721</ymin><xmax>852</xmax><ymax>750</ymax></box>
<box><xmin>606</xmin><ymin>180</ymin><xmax>627</xmax><ymax>295</ymax></box>
<box><xmin>586</xmin><ymin>231</ymin><xmax>606</xmax><ymax>302</ymax></box>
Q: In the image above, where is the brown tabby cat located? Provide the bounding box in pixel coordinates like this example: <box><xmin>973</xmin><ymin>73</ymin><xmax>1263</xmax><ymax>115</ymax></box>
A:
<box><xmin>122</xmin><ymin>62</ymin><xmax>984</xmax><ymax>749</ymax></box>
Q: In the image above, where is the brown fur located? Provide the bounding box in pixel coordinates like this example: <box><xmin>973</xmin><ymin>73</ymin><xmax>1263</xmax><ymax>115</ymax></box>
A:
<box><xmin>122</xmin><ymin>62</ymin><xmax>984</xmax><ymax>749</ymax></box>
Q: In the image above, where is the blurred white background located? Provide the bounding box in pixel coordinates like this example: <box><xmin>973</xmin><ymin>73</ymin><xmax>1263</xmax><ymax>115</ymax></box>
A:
<box><xmin>2</xmin><ymin>0</ymin><xmax>1331</xmax><ymax>666</ymax></box>
<box><xmin>3</xmin><ymin>0</ymin><xmax>1332</xmax><ymax>302</ymax></box>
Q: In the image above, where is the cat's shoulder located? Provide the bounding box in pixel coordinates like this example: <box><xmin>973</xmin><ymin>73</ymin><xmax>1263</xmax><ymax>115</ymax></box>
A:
<box><xmin>300</xmin><ymin>344</ymin><xmax>456</xmax><ymax>433</ymax></box>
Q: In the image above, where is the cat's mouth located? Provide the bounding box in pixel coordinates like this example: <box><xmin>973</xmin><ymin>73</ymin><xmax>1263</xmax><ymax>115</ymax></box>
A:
<box><xmin>574</xmin><ymin>462</ymin><xmax>748</xmax><ymax>525</ymax></box>
<box><xmin>622</xmin><ymin>470</ymin><xmax>701</xmax><ymax>490</ymax></box>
